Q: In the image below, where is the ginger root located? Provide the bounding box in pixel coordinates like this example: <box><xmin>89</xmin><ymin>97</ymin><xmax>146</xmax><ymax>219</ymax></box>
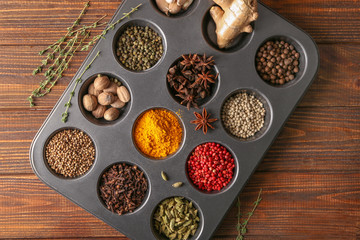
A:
<box><xmin>210</xmin><ymin>0</ymin><xmax>258</xmax><ymax>48</ymax></box>
<box><xmin>156</xmin><ymin>0</ymin><xmax>193</xmax><ymax>16</ymax></box>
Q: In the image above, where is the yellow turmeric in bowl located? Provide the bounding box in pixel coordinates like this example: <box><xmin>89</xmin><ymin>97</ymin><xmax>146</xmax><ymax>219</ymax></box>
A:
<box><xmin>133</xmin><ymin>108</ymin><xmax>182</xmax><ymax>158</ymax></box>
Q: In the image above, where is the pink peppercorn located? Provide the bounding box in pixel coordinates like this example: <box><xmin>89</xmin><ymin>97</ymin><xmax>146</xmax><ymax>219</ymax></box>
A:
<box><xmin>187</xmin><ymin>142</ymin><xmax>235</xmax><ymax>192</ymax></box>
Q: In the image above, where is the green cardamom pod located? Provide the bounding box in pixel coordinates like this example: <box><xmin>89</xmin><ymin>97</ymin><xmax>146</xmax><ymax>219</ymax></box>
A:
<box><xmin>170</xmin><ymin>218</ymin><xmax>175</xmax><ymax>231</ymax></box>
<box><xmin>172</xmin><ymin>182</ymin><xmax>183</xmax><ymax>188</ymax></box>
<box><xmin>161</xmin><ymin>171</ymin><xmax>168</xmax><ymax>181</ymax></box>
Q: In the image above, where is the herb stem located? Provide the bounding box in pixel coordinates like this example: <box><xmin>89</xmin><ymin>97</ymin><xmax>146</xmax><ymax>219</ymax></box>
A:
<box><xmin>236</xmin><ymin>188</ymin><xmax>262</xmax><ymax>240</ymax></box>
<box><xmin>61</xmin><ymin>51</ymin><xmax>100</xmax><ymax>123</ymax></box>
<box><xmin>32</xmin><ymin>32</ymin><xmax>80</xmax><ymax>98</ymax></box>
<box><xmin>69</xmin><ymin>15</ymin><xmax>108</xmax><ymax>36</ymax></box>
<box><xmin>45</xmin><ymin>31</ymin><xmax>91</xmax><ymax>96</ymax></box>
<box><xmin>237</xmin><ymin>197</ymin><xmax>242</xmax><ymax>239</ymax></box>
<box><xmin>38</xmin><ymin>1</ymin><xmax>90</xmax><ymax>56</ymax></box>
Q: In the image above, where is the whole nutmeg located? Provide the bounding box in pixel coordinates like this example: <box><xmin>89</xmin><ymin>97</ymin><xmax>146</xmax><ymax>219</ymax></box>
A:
<box><xmin>83</xmin><ymin>94</ymin><xmax>98</xmax><ymax>111</ymax></box>
<box><xmin>92</xmin><ymin>105</ymin><xmax>107</xmax><ymax>119</ymax></box>
<box><xmin>117</xmin><ymin>86</ymin><xmax>130</xmax><ymax>103</ymax></box>
<box><xmin>94</xmin><ymin>74</ymin><xmax>110</xmax><ymax>91</ymax></box>
<box><xmin>104</xmin><ymin>108</ymin><xmax>120</xmax><ymax>121</ymax></box>
<box><xmin>88</xmin><ymin>83</ymin><xmax>102</xmax><ymax>96</ymax></box>
<box><xmin>103</xmin><ymin>81</ymin><xmax>118</xmax><ymax>94</ymax></box>
<box><xmin>111</xmin><ymin>96</ymin><xmax>126</xmax><ymax>108</ymax></box>
<box><xmin>98</xmin><ymin>92</ymin><xmax>115</xmax><ymax>106</ymax></box>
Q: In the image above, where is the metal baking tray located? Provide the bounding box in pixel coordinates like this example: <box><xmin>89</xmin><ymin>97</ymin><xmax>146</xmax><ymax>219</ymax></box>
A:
<box><xmin>30</xmin><ymin>0</ymin><xmax>319</xmax><ymax>239</ymax></box>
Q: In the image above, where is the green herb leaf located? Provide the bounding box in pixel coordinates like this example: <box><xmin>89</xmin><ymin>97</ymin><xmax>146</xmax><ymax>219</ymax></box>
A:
<box><xmin>48</xmin><ymin>53</ymin><xmax>54</xmax><ymax>60</ymax></box>
<box><xmin>81</xmin><ymin>45</ymin><xmax>89</xmax><ymax>51</ymax></box>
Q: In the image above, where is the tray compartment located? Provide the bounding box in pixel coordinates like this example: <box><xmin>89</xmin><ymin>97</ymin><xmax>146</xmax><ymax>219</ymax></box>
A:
<box><xmin>151</xmin><ymin>196</ymin><xmax>204</xmax><ymax>240</ymax></box>
<box><xmin>185</xmin><ymin>141</ymin><xmax>239</xmax><ymax>195</ymax></box>
<box><xmin>112</xmin><ymin>19</ymin><xmax>167</xmax><ymax>72</ymax></box>
<box><xmin>43</xmin><ymin>127</ymin><xmax>97</xmax><ymax>179</ymax></box>
<box><xmin>255</xmin><ymin>35</ymin><xmax>306</xmax><ymax>87</ymax></box>
<box><xmin>165</xmin><ymin>54</ymin><xmax>221</xmax><ymax>109</ymax></box>
<box><xmin>79</xmin><ymin>73</ymin><xmax>132</xmax><ymax>125</ymax></box>
<box><xmin>97</xmin><ymin>161</ymin><xmax>150</xmax><ymax>215</ymax></box>
<box><xmin>220</xmin><ymin>88</ymin><xmax>272</xmax><ymax>142</ymax></box>
<box><xmin>201</xmin><ymin>6</ymin><xmax>255</xmax><ymax>52</ymax></box>
<box><xmin>131</xmin><ymin>107</ymin><xmax>186</xmax><ymax>160</ymax></box>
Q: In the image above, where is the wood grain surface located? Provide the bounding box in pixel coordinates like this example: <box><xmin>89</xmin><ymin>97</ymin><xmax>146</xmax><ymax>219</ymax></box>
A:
<box><xmin>0</xmin><ymin>0</ymin><xmax>359</xmax><ymax>239</ymax></box>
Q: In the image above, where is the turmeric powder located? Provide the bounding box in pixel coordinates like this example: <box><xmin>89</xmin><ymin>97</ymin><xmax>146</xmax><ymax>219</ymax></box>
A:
<box><xmin>133</xmin><ymin>108</ymin><xmax>182</xmax><ymax>158</ymax></box>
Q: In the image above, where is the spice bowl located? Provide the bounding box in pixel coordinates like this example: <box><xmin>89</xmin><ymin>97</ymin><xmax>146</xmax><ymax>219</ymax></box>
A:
<box><xmin>43</xmin><ymin>127</ymin><xmax>97</xmax><ymax>179</ymax></box>
<box><xmin>220</xmin><ymin>89</ymin><xmax>272</xmax><ymax>142</ymax></box>
<box><xmin>166</xmin><ymin>55</ymin><xmax>221</xmax><ymax>109</ymax></box>
<box><xmin>97</xmin><ymin>161</ymin><xmax>150</xmax><ymax>215</ymax></box>
<box><xmin>78</xmin><ymin>73</ymin><xmax>132</xmax><ymax>125</ymax></box>
<box><xmin>201</xmin><ymin>7</ymin><xmax>255</xmax><ymax>52</ymax></box>
<box><xmin>132</xmin><ymin>107</ymin><xmax>186</xmax><ymax>160</ymax></box>
<box><xmin>151</xmin><ymin>196</ymin><xmax>204</xmax><ymax>240</ymax></box>
<box><xmin>185</xmin><ymin>141</ymin><xmax>239</xmax><ymax>195</ymax></box>
<box><xmin>30</xmin><ymin>0</ymin><xmax>319</xmax><ymax>239</ymax></box>
<box><xmin>255</xmin><ymin>35</ymin><xmax>306</xmax><ymax>87</ymax></box>
<box><xmin>112</xmin><ymin>19</ymin><xmax>167</xmax><ymax>72</ymax></box>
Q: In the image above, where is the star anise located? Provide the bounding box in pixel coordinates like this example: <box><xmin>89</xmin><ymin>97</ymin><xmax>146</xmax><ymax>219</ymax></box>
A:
<box><xmin>191</xmin><ymin>70</ymin><xmax>218</xmax><ymax>89</ymax></box>
<box><xmin>180</xmin><ymin>53</ymin><xmax>199</xmax><ymax>68</ymax></box>
<box><xmin>167</xmin><ymin>54</ymin><xmax>218</xmax><ymax>110</ymax></box>
<box><xmin>181</xmin><ymin>69</ymin><xmax>193</xmax><ymax>78</ymax></box>
<box><xmin>195</xmin><ymin>53</ymin><xmax>215</xmax><ymax>71</ymax></box>
<box><xmin>190</xmin><ymin>108</ymin><xmax>217</xmax><ymax>134</ymax></box>
<box><xmin>168</xmin><ymin>65</ymin><xmax>177</xmax><ymax>75</ymax></box>
<box><xmin>176</xmin><ymin>88</ymin><xmax>199</xmax><ymax>110</ymax></box>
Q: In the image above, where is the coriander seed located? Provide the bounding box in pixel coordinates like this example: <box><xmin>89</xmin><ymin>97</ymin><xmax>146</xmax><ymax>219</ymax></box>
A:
<box><xmin>45</xmin><ymin>129</ymin><xmax>95</xmax><ymax>178</ymax></box>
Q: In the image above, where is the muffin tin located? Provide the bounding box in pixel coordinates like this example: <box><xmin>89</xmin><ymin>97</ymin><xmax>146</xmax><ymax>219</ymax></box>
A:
<box><xmin>29</xmin><ymin>0</ymin><xmax>319</xmax><ymax>239</ymax></box>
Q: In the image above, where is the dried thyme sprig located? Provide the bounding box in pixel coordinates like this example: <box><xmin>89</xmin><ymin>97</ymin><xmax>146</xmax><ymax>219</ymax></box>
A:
<box><xmin>32</xmin><ymin>33</ymin><xmax>81</xmax><ymax>97</ymax></box>
<box><xmin>62</xmin><ymin>51</ymin><xmax>100</xmax><ymax>123</ymax></box>
<box><xmin>28</xmin><ymin>35</ymin><xmax>80</xmax><ymax>106</ymax></box>
<box><xmin>28</xmin><ymin>29</ymin><xmax>92</xmax><ymax>107</ymax></box>
<box><xmin>31</xmin><ymin>13</ymin><xmax>106</xmax><ymax>81</ymax></box>
<box><xmin>45</xmin><ymin>31</ymin><xmax>91</xmax><ymax>97</ymax></box>
<box><xmin>28</xmin><ymin>1</ymin><xmax>95</xmax><ymax>107</ymax></box>
<box><xmin>236</xmin><ymin>189</ymin><xmax>262</xmax><ymax>240</ymax></box>
<box><xmin>81</xmin><ymin>3</ymin><xmax>142</xmax><ymax>51</ymax></box>
<box><xmin>29</xmin><ymin>12</ymin><xmax>105</xmax><ymax>103</ymax></box>
<box><xmin>37</xmin><ymin>1</ymin><xmax>90</xmax><ymax>58</ymax></box>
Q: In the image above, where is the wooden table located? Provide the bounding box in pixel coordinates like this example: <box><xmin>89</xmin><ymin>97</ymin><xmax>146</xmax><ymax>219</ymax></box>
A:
<box><xmin>1</xmin><ymin>0</ymin><xmax>359</xmax><ymax>239</ymax></box>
